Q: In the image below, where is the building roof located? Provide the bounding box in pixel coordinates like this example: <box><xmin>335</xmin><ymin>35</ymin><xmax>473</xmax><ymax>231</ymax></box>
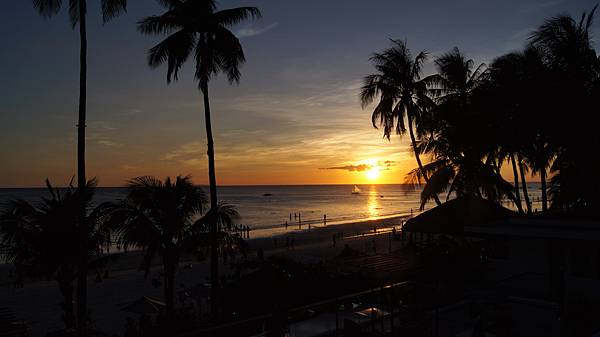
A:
<box><xmin>403</xmin><ymin>196</ymin><xmax>517</xmax><ymax>234</ymax></box>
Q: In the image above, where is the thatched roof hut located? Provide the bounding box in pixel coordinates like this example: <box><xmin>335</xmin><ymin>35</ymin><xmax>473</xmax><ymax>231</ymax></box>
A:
<box><xmin>403</xmin><ymin>196</ymin><xmax>517</xmax><ymax>234</ymax></box>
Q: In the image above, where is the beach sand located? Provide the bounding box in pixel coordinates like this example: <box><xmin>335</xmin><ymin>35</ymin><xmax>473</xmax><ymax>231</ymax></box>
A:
<box><xmin>0</xmin><ymin>215</ymin><xmax>411</xmax><ymax>337</ymax></box>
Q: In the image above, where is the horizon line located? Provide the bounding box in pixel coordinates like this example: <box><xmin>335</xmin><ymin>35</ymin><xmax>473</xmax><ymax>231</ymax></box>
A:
<box><xmin>0</xmin><ymin>181</ymin><xmax>544</xmax><ymax>189</ymax></box>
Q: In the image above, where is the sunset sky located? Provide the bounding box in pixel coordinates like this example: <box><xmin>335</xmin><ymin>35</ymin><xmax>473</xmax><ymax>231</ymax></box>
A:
<box><xmin>0</xmin><ymin>0</ymin><xmax>596</xmax><ymax>187</ymax></box>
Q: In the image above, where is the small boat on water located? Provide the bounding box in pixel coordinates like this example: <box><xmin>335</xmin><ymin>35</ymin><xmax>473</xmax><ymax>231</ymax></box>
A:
<box><xmin>351</xmin><ymin>185</ymin><xmax>361</xmax><ymax>194</ymax></box>
<box><xmin>263</xmin><ymin>193</ymin><xmax>273</xmax><ymax>197</ymax></box>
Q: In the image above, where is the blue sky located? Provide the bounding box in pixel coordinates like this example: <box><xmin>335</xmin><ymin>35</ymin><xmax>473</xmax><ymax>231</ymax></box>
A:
<box><xmin>0</xmin><ymin>0</ymin><xmax>597</xmax><ymax>186</ymax></box>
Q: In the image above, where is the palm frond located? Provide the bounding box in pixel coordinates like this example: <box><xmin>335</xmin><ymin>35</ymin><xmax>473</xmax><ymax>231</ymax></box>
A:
<box><xmin>209</xmin><ymin>26</ymin><xmax>246</xmax><ymax>84</ymax></box>
<box><xmin>137</xmin><ymin>13</ymin><xmax>181</xmax><ymax>35</ymax></box>
<box><xmin>32</xmin><ymin>0</ymin><xmax>62</xmax><ymax>18</ymax></box>
<box><xmin>420</xmin><ymin>165</ymin><xmax>455</xmax><ymax>210</ymax></box>
<box><xmin>101</xmin><ymin>0</ymin><xmax>127</xmax><ymax>23</ymax></box>
<box><xmin>148</xmin><ymin>29</ymin><xmax>196</xmax><ymax>83</ymax></box>
<box><xmin>68</xmin><ymin>0</ymin><xmax>81</xmax><ymax>28</ymax></box>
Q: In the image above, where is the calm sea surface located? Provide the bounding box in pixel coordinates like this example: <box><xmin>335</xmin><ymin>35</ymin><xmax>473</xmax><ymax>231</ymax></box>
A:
<box><xmin>0</xmin><ymin>184</ymin><xmax>542</xmax><ymax>237</ymax></box>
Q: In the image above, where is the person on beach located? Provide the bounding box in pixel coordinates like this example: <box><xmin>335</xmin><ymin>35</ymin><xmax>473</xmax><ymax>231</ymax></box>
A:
<box><xmin>324</xmin><ymin>214</ymin><xmax>327</xmax><ymax>226</ymax></box>
<box><xmin>285</xmin><ymin>221</ymin><xmax>288</xmax><ymax>229</ymax></box>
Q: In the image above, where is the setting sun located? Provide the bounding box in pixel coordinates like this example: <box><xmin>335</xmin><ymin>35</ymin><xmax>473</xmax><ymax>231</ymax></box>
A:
<box><xmin>366</xmin><ymin>168</ymin><xmax>380</xmax><ymax>180</ymax></box>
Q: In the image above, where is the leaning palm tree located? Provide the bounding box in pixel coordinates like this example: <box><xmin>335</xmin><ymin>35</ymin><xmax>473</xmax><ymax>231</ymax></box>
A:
<box><xmin>31</xmin><ymin>0</ymin><xmax>127</xmax><ymax>328</ymax></box>
<box><xmin>138</xmin><ymin>0</ymin><xmax>260</xmax><ymax>317</ymax></box>
<box><xmin>409</xmin><ymin>131</ymin><xmax>515</xmax><ymax>209</ymax></box>
<box><xmin>361</xmin><ymin>39</ymin><xmax>442</xmax><ymax>206</ymax></box>
<box><xmin>105</xmin><ymin>176</ymin><xmax>240</xmax><ymax>316</ymax></box>
<box><xmin>410</xmin><ymin>47</ymin><xmax>514</xmax><ymax>208</ymax></box>
<box><xmin>0</xmin><ymin>179</ymin><xmax>113</xmax><ymax>331</ymax></box>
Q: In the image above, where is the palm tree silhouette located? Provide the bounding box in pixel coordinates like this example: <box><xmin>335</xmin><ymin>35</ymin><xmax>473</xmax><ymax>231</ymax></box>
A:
<box><xmin>138</xmin><ymin>0</ymin><xmax>260</xmax><ymax>317</ymax></box>
<box><xmin>486</xmin><ymin>48</ymin><xmax>550</xmax><ymax>214</ymax></box>
<box><xmin>105</xmin><ymin>176</ymin><xmax>240</xmax><ymax>316</ymax></box>
<box><xmin>0</xmin><ymin>179</ymin><xmax>113</xmax><ymax>331</ymax></box>
<box><xmin>361</xmin><ymin>40</ymin><xmax>442</xmax><ymax>206</ymax></box>
<box><xmin>30</xmin><ymin>0</ymin><xmax>127</xmax><ymax>328</ymax></box>
<box><xmin>411</xmin><ymin>48</ymin><xmax>514</xmax><ymax>208</ymax></box>
<box><xmin>530</xmin><ymin>5</ymin><xmax>599</xmax><ymax>211</ymax></box>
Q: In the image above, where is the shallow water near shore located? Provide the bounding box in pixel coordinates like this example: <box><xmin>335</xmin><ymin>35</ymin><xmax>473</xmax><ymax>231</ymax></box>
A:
<box><xmin>0</xmin><ymin>183</ymin><xmax>542</xmax><ymax>238</ymax></box>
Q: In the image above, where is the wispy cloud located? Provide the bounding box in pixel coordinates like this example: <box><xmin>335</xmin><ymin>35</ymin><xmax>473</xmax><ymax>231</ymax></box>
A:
<box><xmin>319</xmin><ymin>160</ymin><xmax>396</xmax><ymax>172</ymax></box>
<box><xmin>124</xmin><ymin>108</ymin><xmax>143</xmax><ymax>115</ymax></box>
<box><xmin>235</xmin><ymin>22</ymin><xmax>278</xmax><ymax>38</ymax></box>
<box><xmin>97</xmin><ymin>140</ymin><xmax>122</xmax><ymax>147</ymax></box>
<box><xmin>88</xmin><ymin>121</ymin><xmax>122</xmax><ymax>147</ymax></box>
<box><xmin>502</xmin><ymin>27</ymin><xmax>533</xmax><ymax>52</ymax></box>
<box><xmin>320</xmin><ymin>164</ymin><xmax>372</xmax><ymax>172</ymax></box>
<box><xmin>379</xmin><ymin>160</ymin><xmax>396</xmax><ymax>170</ymax></box>
<box><xmin>161</xmin><ymin>141</ymin><xmax>204</xmax><ymax>161</ymax></box>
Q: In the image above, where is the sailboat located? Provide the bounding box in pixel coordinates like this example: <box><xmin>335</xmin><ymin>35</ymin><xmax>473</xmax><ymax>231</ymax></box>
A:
<box><xmin>351</xmin><ymin>185</ymin><xmax>361</xmax><ymax>194</ymax></box>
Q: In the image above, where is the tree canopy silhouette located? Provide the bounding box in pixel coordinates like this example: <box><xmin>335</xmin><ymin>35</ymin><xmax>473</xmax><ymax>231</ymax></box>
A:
<box><xmin>138</xmin><ymin>0</ymin><xmax>260</xmax><ymax>318</ymax></box>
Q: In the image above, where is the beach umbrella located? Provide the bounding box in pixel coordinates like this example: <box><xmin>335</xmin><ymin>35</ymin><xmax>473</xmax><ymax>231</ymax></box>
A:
<box><xmin>121</xmin><ymin>296</ymin><xmax>166</xmax><ymax>315</ymax></box>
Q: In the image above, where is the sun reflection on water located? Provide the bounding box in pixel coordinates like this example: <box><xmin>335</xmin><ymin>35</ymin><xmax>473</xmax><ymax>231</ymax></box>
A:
<box><xmin>367</xmin><ymin>185</ymin><xmax>380</xmax><ymax>218</ymax></box>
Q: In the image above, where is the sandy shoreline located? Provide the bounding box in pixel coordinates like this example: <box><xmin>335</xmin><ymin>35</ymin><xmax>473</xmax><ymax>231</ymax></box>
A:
<box><xmin>0</xmin><ymin>214</ymin><xmax>412</xmax><ymax>336</ymax></box>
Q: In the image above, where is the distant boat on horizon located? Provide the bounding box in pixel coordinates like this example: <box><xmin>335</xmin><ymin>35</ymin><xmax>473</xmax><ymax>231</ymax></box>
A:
<box><xmin>351</xmin><ymin>185</ymin><xmax>361</xmax><ymax>194</ymax></box>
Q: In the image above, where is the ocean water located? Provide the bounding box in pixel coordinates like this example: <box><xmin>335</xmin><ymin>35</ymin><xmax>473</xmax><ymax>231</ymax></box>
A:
<box><xmin>0</xmin><ymin>184</ymin><xmax>543</xmax><ymax>237</ymax></box>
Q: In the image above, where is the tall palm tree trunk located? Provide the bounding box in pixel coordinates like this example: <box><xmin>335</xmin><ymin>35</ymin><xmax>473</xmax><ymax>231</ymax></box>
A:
<box><xmin>57</xmin><ymin>275</ymin><xmax>75</xmax><ymax>330</ymax></box>
<box><xmin>510</xmin><ymin>155</ymin><xmax>524</xmax><ymax>214</ymax></box>
<box><xmin>407</xmin><ymin>116</ymin><xmax>442</xmax><ymax>207</ymax></box>
<box><xmin>163</xmin><ymin>255</ymin><xmax>175</xmax><ymax>316</ymax></box>
<box><xmin>201</xmin><ymin>81</ymin><xmax>219</xmax><ymax>319</ymax></box>
<box><xmin>76</xmin><ymin>0</ymin><xmax>89</xmax><ymax>331</ymax></box>
<box><xmin>517</xmin><ymin>154</ymin><xmax>532</xmax><ymax>213</ymax></box>
<box><xmin>540</xmin><ymin>165</ymin><xmax>548</xmax><ymax>212</ymax></box>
